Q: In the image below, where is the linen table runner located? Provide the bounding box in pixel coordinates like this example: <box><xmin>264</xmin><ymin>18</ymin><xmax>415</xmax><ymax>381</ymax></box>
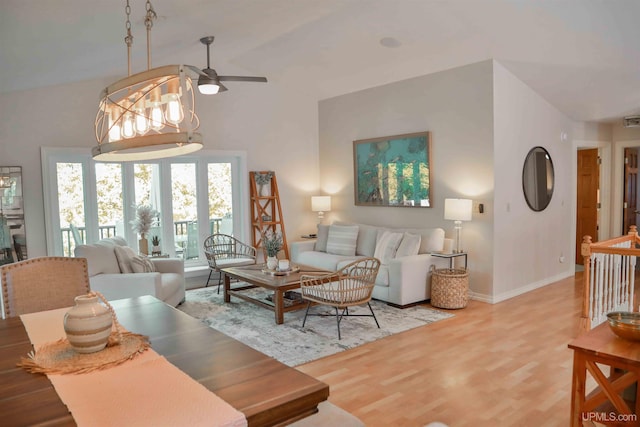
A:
<box><xmin>20</xmin><ymin>308</ymin><xmax>247</xmax><ymax>427</ymax></box>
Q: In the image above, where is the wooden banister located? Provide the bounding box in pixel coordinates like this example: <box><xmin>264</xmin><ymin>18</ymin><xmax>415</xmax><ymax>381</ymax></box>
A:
<box><xmin>580</xmin><ymin>226</ymin><xmax>639</xmax><ymax>334</ymax></box>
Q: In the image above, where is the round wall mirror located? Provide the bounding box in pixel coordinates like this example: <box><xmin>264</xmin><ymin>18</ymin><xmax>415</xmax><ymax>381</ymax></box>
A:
<box><xmin>522</xmin><ymin>146</ymin><xmax>554</xmax><ymax>211</ymax></box>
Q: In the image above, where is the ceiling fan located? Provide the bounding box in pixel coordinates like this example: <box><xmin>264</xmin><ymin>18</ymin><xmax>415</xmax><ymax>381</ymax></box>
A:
<box><xmin>197</xmin><ymin>36</ymin><xmax>268</xmax><ymax>95</ymax></box>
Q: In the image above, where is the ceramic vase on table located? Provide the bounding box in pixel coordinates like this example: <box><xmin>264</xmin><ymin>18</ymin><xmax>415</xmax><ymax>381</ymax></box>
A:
<box><xmin>63</xmin><ymin>294</ymin><xmax>113</xmax><ymax>354</ymax></box>
<box><xmin>139</xmin><ymin>235</ymin><xmax>149</xmax><ymax>255</ymax></box>
<box><xmin>266</xmin><ymin>256</ymin><xmax>278</xmax><ymax>270</ymax></box>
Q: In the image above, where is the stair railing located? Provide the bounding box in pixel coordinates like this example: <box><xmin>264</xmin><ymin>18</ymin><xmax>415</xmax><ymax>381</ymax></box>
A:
<box><xmin>580</xmin><ymin>225</ymin><xmax>640</xmax><ymax>334</ymax></box>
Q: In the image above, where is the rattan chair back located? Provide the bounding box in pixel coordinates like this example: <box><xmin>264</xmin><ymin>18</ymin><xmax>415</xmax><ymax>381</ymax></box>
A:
<box><xmin>203</xmin><ymin>234</ymin><xmax>257</xmax><ymax>290</ymax></box>
<box><xmin>300</xmin><ymin>257</ymin><xmax>380</xmax><ymax>307</ymax></box>
<box><xmin>300</xmin><ymin>257</ymin><xmax>381</xmax><ymax>339</ymax></box>
<box><xmin>1</xmin><ymin>257</ymin><xmax>90</xmax><ymax>318</ymax></box>
<box><xmin>203</xmin><ymin>234</ymin><xmax>257</xmax><ymax>269</ymax></box>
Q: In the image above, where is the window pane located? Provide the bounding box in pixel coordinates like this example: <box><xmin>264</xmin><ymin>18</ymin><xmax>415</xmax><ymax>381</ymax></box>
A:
<box><xmin>56</xmin><ymin>162</ymin><xmax>85</xmax><ymax>256</ymax></box>
<box><xmin>95</xmin><ymin>163</ymin><xmax>123</xmax><ymax>239</ymax></box>
<box><xmin>134</xmin><ymin>163</ymin><xmax>162</xmax><ymax>250</ymax></box>
<box><xmin>171</xmin><ymin>163</ymin><xmax>197</xmax><ymax>259</ymax></box>
<box><xmin>208</xmin><ymin>163</ymin><xmax>233</xmax><ymax>235</ymax></box>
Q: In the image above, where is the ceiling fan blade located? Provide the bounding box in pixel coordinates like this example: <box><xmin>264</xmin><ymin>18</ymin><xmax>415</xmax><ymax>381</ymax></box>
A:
<box><xmin>218</xmin><ymin>76</ymin><xmax>268</xmax><ymax>83</ymax></box>
<box><xmin>218</xmin><ymin>82</ymin><xmax>228</xmax><ymax>92</ymax></box>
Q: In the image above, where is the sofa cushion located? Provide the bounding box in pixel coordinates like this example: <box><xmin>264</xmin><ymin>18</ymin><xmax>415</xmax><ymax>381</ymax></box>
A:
<box><xmin>355</xmin><ymin>224</ymin><xmax>379</xmax><ymax>257</ymax></box>
<box><xmin>396</xmin><ymin>232</ymin><xmax>422</xmax><ymax>258</ymax></box>
<box><xmin>131</xmin><ymin>256</ymin><xmax>156</xmax><ymax>273</ymax></box>
<box><xmin>314</xmin><ymin>224</ymin><xmax>330</xmax><ymax>252</ymax></box>
<box><xmin>298</xmin><ymin>251</ymin><xmax>362</xmax><ymax>271</ymax></box>
<box><xmin>373</xmin><ymin>231</ymin><xmax>403</xmax><ymax>264</ymax></box>
<box><xmin>74</xmin><ymin>243</ymin><xmax>120</xmax><ymax>276</ymax></box>
<box><xmin>399</xmin><ymin>227</ymin><xmax>445</xmax><ymax>253</ymax></box>
<box><xmin>113</xmin><ymin>245</ymin><xmax>137</xmax><ymax>273</ymax></box>
<box><xmin>326</xmin><ymin>224</ymin><xmax>359</xmax><ymax>256</ymax></box>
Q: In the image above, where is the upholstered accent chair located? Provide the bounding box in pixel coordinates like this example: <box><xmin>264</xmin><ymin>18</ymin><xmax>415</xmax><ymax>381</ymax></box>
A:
<box><xmin>74</xmin><ymin>237</ymin><xmax>185</xmax><ymax>307</ymax></box>
<box><xmin>1</xmin><ymin>257</ymin><xmax>90</xmax><ymax>318</ymax></box>
<box><xmin>300</xmin><ymin>257</ymin><xmax>381</xmax><ymax>339</ymax></box>
<box><xmin>203</xmin><ymin>234</ymin><xmax>257</xmax><ymax>293</ymax></box>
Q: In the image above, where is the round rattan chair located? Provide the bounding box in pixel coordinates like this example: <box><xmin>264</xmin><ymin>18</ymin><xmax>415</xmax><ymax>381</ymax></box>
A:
<box><xmin>300</xmin><ymin>257</ymin><xmax>381</xmax><ymax>339</ymax></box>
<box><xmin>203</xmin><ymin>234</ymin><xmax>257</xmax><ymax>293</ymax></box>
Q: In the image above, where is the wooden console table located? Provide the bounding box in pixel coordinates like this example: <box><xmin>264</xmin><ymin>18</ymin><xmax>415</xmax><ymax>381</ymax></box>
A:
<box><xmin>568</xmin><ymin>322</ymin><xmax>640</xmax><ymax>426</ymax></box>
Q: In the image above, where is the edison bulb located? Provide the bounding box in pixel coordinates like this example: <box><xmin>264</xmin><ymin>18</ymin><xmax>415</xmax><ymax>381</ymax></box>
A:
<box><xmin>121</xmin><ymin>112</ymin><xmax>135</xmax><ymax>138</ymax></box>
<box><xmin>164</xmin><ymin>93</ymin><xmax>184</xmax><ymax>125</ymax></box>
<box><xmin>134</xmin><ymin>100</ymin><xmax>149</xmax><ymax>135</ymax></box>
<box><xmin>108</xmin><ymin>107</ymin><xmax>121</xmax><ymax>142</ymax></box>
<box><xmin>149</xmin><ymin>87</ymin><xmax>164</xmax><ymax>131</ymax></box>
<box><xmin>150</xmin><ymin>103</ymin><xmax>164</xmax><ymax>130</ymax></box>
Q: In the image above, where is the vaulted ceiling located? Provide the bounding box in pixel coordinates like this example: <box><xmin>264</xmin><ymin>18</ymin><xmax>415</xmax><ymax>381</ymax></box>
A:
<box><xmin>2</xmin><ymin>0</ymin><xmax>639</xmax><ymax>123</ymax></box>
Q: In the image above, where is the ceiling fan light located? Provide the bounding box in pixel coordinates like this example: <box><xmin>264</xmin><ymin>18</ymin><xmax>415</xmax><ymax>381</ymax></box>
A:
<box><xmin>198</xmin><ymin>69</ymin><xmax>220</xmax><ymax>95</ymax></box>
<box><xmin>198</xmin><ymin>81</ymin><xmax>220</xmax><ymax>95</ymax></box>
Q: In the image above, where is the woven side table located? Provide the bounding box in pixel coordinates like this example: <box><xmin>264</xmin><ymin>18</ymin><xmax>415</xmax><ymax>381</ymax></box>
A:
<box><xmin>430</xmin><ymin>266</ymin><xmax>469</xmax><ymax>309</ymax></box>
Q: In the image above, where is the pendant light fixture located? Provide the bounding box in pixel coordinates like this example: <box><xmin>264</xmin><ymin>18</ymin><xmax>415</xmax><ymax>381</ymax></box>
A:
<box><xmin>93</xmin><ymin>0</ymin><xmax>203</xmax><ymax>161</ymax></box>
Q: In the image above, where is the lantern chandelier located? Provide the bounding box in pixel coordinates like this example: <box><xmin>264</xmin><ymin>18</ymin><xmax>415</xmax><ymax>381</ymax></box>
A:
<box><xmin>93</xmin><ymin>0</ymin><xmax>203</xmax><ymax>161</ymax></box>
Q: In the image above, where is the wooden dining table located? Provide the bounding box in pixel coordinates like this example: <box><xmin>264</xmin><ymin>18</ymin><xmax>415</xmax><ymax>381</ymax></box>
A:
<box><xmin>0</xmin><ymin>295</ymin><xmax>329</xmax><ymax>426</ymax></box>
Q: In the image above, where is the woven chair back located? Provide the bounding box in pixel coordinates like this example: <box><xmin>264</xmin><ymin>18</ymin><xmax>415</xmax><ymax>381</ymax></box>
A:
<box><xmin>1</xmin><ymin>257</ymin><xmax>90</xmax><ymax>318</ymax></box>
<box><xmin>301</xmin><ymin>257</ymin><xmax>381</xmax><ymax>307</ymax></box>
<box><xmin>203</xmin><ymin>234</ymin><xmax>256</xmax><ymax>269</ymax></box>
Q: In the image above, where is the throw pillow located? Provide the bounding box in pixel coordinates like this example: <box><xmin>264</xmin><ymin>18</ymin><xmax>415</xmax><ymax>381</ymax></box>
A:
<box><xmin>130</xmin><ymin>256</ymin><xmax>156</xmax><ymax>273</ymax></box>
<box><xmin>113</xmin><ymin>245</ymin><xmax>137</xmax><ymax>274</ymax></box>
<box><xmin>373</xmin><ymin>230</ymin><xmax>403</xmax><ymax>264</ymax></box>
<box><xmin>326</xmin><ymin>224</ymin><xmax>359</xmax><ymax>256</ymax></box>
<box><xmin>395</xmin><ymin>232</ymin><xmax>422</xmax><ymax>258</ymax></box>
<box><xmin>314</xmin><ymin>224</ymin><xmax>330</xmax><ymax>252</ymax></box>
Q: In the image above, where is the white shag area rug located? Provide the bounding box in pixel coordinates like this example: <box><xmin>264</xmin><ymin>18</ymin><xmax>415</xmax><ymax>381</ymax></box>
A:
<box><xmin>178</xmin><ymin>286</ymin><xmax>454</xmax><ymax>366</ymax></box>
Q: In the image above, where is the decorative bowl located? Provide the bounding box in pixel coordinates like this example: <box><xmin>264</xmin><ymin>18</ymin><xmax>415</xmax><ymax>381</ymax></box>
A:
<box><xmin>606</xmin><ymin>312</ymin><xmax>640</xmax><ymax>342</ymax></box>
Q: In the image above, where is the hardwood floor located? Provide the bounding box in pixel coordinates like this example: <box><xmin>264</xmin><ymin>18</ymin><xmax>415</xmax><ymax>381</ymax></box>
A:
<box><xmin>296</xmin><ymin>272</ymin><xmax>587</xmax><ymax>426</ymax></box>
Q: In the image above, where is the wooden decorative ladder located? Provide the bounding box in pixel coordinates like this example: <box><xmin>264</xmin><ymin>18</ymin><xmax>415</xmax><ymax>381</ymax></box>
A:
<box><xmin>249</xmin><ymin>171</ymin><xmax>289</xmax><ymax>259</ymax></box>
<box><xmin>580</xmin><ymin>226</ymin><xmax>639</xmax><ymax>334</ymax></box>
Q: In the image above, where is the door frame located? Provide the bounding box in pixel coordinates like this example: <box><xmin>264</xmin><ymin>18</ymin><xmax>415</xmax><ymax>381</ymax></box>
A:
<box><xmin>612</xmin><ymin>139</ymin><xmax>640</xmax><ymax>236</ymax></box>
<box><xmin>574</xmin><ymin>140</ymin><xmax>610</xmax><ymax>245</ymax></box>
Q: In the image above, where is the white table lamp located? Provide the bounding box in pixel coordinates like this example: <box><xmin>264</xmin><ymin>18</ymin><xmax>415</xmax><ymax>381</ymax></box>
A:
<box><xmin>444</xmin><ymin>198</ymin><xmax>472</xmax><ymax>253</ymax></box>
<box><xmin>311</xmin><ymin>196</ymin><xmax>331</xmax><ymax>223</ymax></box>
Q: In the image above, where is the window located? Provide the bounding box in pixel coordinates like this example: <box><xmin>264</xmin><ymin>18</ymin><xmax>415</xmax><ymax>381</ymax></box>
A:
<box><xmin>42</xmin><ymin>148</ymin><xmax>248</xmax><ymax>267</ymax></box>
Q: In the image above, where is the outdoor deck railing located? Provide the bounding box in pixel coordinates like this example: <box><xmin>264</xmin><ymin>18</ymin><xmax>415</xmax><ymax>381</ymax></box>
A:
<box><xmin>580</xmin><ymin>226</ymin><xmax>639</xmax><ymax>334</ymax></box>
<box><xmin>61</xmin><ymin>218</ymin><xmax>222</xmax><ymax>257</ymax></box>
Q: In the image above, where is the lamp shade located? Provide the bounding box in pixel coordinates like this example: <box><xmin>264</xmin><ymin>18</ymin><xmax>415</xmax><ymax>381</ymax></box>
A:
<box><xmin>444</xmin><ymin>198</ymin><xmax>472</xmax><ymax>221</ymax></box>
<box><xmin>311</xmin><ymin>196</ymin><xmax>331</xmax><ymax>212</ymax></box>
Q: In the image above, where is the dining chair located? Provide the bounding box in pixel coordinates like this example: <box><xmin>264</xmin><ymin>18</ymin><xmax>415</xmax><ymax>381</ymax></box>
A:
<box><xmin>1</xmin><ymin>256</ymin><xmax>91</xmax><ymax>318</ymax></box>
<box><xmin>300</xmin><ymin>257</ymin><xmax>381</xmax><ymax>340</ymax></box>
<box><xmin>203</xmin><ymin>234</ymin><xmax>257</xmax><ymax>293</ymax></box>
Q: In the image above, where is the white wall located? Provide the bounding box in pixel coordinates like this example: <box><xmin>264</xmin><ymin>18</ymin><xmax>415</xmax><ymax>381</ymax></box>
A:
<box><xmin>0</xmin><ymin>75</ymin><xmax>322</xmax><ymax>257</ymax></box>
<box><xmin>492</xmin><ymin>61</ymin><xmax>574</xmax><ymax>302</ymax></box>
<box><xmin>318</xmin><ymin>61</ymin><xmax>495</xmax><ymax>297</ymax></box>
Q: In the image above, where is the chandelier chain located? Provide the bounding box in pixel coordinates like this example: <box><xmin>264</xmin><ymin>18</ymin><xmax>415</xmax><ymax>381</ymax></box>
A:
<box><xmin>124</xmin><ymin>0</ymin><xmax>133</xmax><ymax>76</ymax></box>
<box><xmin>144</xmin><ymin>0</ymin><xmax>157</xmax><ymax>70</ymax></box>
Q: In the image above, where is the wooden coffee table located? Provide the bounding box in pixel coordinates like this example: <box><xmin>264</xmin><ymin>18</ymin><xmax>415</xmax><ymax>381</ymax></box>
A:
<box><xmin>222</xmin><ymin>264</ymin><xmax>329</xmax><ymax>324</ymax></box>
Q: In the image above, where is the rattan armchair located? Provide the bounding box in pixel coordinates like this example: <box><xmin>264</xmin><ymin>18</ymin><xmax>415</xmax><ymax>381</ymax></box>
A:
<box><xmin>203</xmin><ymin>234</ymin><xmax>257</xmax><ymax>293</ymax></box>
<box><xmin>1</xmin><ymin>257</ymin><xmax>91</xmax><ymax>318</ymax></box>
<box><xmin>300</xmin><ymin>257</ymin><xmax>381</xmax><ymax>339</ymax></box>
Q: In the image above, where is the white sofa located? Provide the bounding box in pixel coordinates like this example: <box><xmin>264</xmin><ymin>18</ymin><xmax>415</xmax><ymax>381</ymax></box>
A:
<box><xmin>74</xmin><ymin>237</ymin><xmax>186</xmax><ymax>307</ymax></box>
<box><xmin>290</xmin><ymin>222</ymin><xmax>452</xmax><ymax>307</ymax></box>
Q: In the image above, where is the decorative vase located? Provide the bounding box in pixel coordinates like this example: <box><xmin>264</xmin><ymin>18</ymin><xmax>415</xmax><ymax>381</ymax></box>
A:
<box><xmin>139</xmin><ymin>235</ymin><xmax>149</xmax><ymax>255</ymax></box>
<box><xmin>266</xmin><ymin>256</ymin><xmax>278</xmax><ymax>270</ymax></box>
<box><xmin>63</xmin><ymin>294</ymin><xmax>113</xmax><ymax>354</ymax></box>
<box><xmin>152</xmin><ymin>245</ymin><xmax>161</xmax><ymax>255</ymax></box>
